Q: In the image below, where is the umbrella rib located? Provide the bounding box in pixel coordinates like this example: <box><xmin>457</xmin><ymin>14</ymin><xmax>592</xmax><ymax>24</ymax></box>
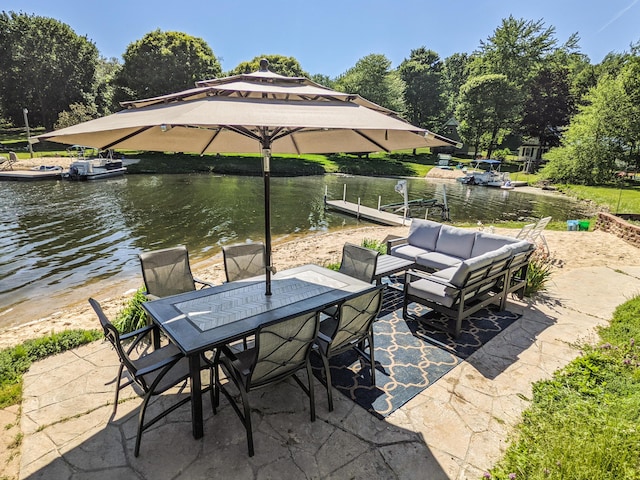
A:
<box><xmin>353</xmin><ymin>130</ymin><xmax>390</xmax><ymax>153</ymax></box>
<box><xmin>101</xmin><ymin>126</ymin><xmax>155</xmax><ymax>150</ymax></box>
<box><xmin>225</xmin><ymin>125</ymin><xmax>261</xmax><ymax>142</ymax></box>
<box><xmin>199</xmin><ymin>129</ymin><xmax>222</xmax><ymax>155</ymax></box>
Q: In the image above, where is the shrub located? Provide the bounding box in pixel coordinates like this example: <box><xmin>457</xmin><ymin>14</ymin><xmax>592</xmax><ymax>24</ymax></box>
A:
<box><xmin>525</xmin><ymin>248</ymin><xmax>554</xmax><ymax>296</ymax></box>
<box><xmin>361</xmin><ymin>238</ymin><xmax>387</xmax><ymax>254</ymax></box>
<box><xmin>113</xmin><ymin>287</ymin><xmax>148</xmax><ymax>334</ymax></box>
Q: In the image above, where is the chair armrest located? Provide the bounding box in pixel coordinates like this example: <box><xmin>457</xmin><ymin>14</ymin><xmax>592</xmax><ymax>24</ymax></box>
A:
<box><xmin>404</xmin><ymin>269</ymin><xmax>432</xmax><ymax>282</ymax></box>
<box><xmin>194</xmin><ymin>277</ymin><xmax>215</xmax><ymax>289</ymax></box>
<box><xmin>136</xmin><ymin>351</ymin><xmax>184</xmax><ymax>377</ymax></box>
<box><xmin>386</xmin><ymin>236</ymin><xmax>408</xmax><ymax>253</ymax></box>
<box><xmin>120</xmin><ymin>323</ymin><xmax>156</xmax><ymax>341</ymax></box>
<box><xmin>142</xmin><ymin>292</ymin><xmax>161</xmax><ymax>301</ymax></box>
<box><xmin>123</xmin><ymin>324</ymin><xmax>160</xmax><ymax>353</ymax></box>
<box><xmin>405</xmin><ymin>269</ymin><xmax>456</xmax><ymax>288</ymax></box>
<box><xmin>316</xmin><ymin>331</ymin><xmax>332</xmax><ymax>344</ymax></box>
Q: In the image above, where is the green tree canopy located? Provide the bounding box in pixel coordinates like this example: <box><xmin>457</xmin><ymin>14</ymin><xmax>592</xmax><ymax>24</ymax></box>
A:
<box><xmin>472</xmin><ymin>15</ymin><xmax>558</xmax><ymax>88</ymax></box>
<box><xmin>227</xmin><ymin>54</ymin><xmax>308</xmax><ymax>77</ymax></box>
<box><xmin>398</xmin><ymin>47</ymin><xmax>445</xmax><ymax>130</ymax></box>
<box><xmin>543</xmin><ymin>57</ymin><xmax>640</xmax><ymax>184</ymax></box>
<box><xmin>113</xmin><ymin>30</ymin><xmax>221</xmax><ymax>105</ymax></box>
<box><xmin>0</xmin><ymin>11</ymin><xmax>99</xmax><ymax>129</ymax></box>
<box><xmin>520</xmin><ymin>64</ymin><xmax>575</xmax><ymax>153</ymax></box>
<box><xmin>334</xmin><ymin>53</ymin><xmax>405</xmax><ymax>113</ymax></box>
<box><xmin>455</xmin><ymin>74</ymin><xmax>520</xmax><ymax>158</ymax></box>
<box><xmin>441</xmin><ymin>53</ymin><xmax>472</xmax><ymax>120</ymax></box>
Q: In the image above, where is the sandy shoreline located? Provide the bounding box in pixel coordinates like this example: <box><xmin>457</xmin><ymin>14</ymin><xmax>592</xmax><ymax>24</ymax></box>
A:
<box><xmin>1</xmin><ymin>223</ymin><xmax>639</xmax><ymax>350</ymax></box>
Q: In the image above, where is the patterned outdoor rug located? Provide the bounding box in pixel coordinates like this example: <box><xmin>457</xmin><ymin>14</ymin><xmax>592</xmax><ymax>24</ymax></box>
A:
<box><xmin>311</xmin><ymin>287</ymin><xmax>521</xmax><ymax>418</ymax></box>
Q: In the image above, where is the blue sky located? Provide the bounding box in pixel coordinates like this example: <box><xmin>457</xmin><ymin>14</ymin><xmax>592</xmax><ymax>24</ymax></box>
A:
<box><xmin>4</xmin><ymin>0</ymin><xmax>640</xmax><ymax>77</ymax></box>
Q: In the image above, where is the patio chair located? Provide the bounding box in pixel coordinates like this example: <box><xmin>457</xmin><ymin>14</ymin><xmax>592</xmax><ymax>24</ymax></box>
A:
<box><xmin>139</xmin><ymin>245</ymin><xmax>214</xmax><ymax>300</ymax></box>
<box><xmin>213</xmin><ymin>310</ymin><xmax>320</xmax><ymax>456</ymax></box>
<box><xmin>519</xmin><ymin>216</ymin><xmax>551</xmax><ymax>253</ymax></box>
<box><xmin>222</xmin><ymin>242</ymin><xmax>266</xmax><ymax>282</ymax></box>
<box><xmin>315</xmin><ymin>287</ymin><xmax>383</xmax><ymax>411</ymax></box>
<box><xmin>339</xmin><ymin>243</ymin><xmax>380</xmax><ymax>283</ymax></box>
<box><xmin>0</xmin><ymin>152</ymin><xmax>17</xmax><ymax>171</ymax></box>
<box><xmin>324</xmin><ymin>243</ymin><xmax>379</xmax><ymax>317</ymax></box>
<box><xmin>89</xmin><ymin>298</ymin><xmax>213</xmax><ymax>457</ymax></box>
<box><xmin>515</xmin><ymin>223</ymin><xmax>535</xmax><ymax>240</ymax></box>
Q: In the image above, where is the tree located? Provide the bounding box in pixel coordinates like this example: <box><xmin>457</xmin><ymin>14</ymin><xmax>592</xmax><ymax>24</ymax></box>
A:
<box><xmin>455</xmin><ymin>74</ymin><xmax>520</xmax><ymax>158</ymax></box>
<box><xmin>309</xmin><ymin>73</ymin><xmax>336</xmax><ymax>89</ymax></box>
<box><xmin>227</xmin><ymin>55</ymin><xmax>308</xmax><ymax>77</ymax></box>
<box><xmin>521</xmin><ymin>64</ymin><xmax>575</xmax><ymax>156</ymax></box>
<box><xmin>93</xmin><ymin>57</ymin><xmax>121</xmax><ymax>116</ymax></box>
<box><xmin>472</xmin><ymin>16</ymin><xmax>558</xmax><ymax>89</ymax></box>
<box><xmin>398</xmin><ymin>47</ymin><xmax>445</xmax><ymax>130</ymax></box>
<box><xmin>334</xmin><ymin>54</ymin><xmax>405</xmax><ymax>113</ymax></box>
<box><xmin>441</xmin><ymin>53</ymin><xmax>472</xmax><ymax>120</ymax></box>
<box><xmin>0</xmin><ymin>12</ymin><xmax>99</xmax><ymax>129</ymax></box>
<box><xmin>113</xmin><ymin>30</ymin><xmax>221</xmax><ymax>105</ymax></box>
<box><xmin>542</xmin><ymin>58</ymin><xmax>640</xmax><ymax>184</ymax></box>
<box><xmin>54</xmin><ymin>102</ymin><xmax>98</xmax><ymax>129</ymax></box>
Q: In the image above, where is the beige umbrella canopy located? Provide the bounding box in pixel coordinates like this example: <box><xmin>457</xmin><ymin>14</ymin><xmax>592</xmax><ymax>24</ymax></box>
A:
<box><xmin>38</xmin><ymin>59</ymin><xmax>458</xmax><ymax>294</ymax></box>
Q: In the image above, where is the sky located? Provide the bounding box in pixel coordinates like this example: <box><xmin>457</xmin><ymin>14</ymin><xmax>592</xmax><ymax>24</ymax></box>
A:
<box><xmin>4</xmin><ymin>0</ymin><xmax>640</xmax><ymax>77</ymax></box>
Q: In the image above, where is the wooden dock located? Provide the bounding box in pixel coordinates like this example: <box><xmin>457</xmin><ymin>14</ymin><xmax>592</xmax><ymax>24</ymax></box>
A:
<box><xmin>325</xmin><ymin>199</ymin><xmax>411</xmax><ymax>226</ymax></box>
<box><xmin>0</xmin><ymin>169</ymin><xmax>63</xmax><ymax>181</ymax></box>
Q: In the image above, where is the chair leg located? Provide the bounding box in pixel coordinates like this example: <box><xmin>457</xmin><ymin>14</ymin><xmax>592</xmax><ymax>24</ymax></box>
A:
<box><xmin>213</xmin><ymin>364</ymin><xmax>220</xmax><ymax>413</ymax></box>
<box><xmin>305</xmin><ymin>362</ymin><xmax>316</xmax><ymax>422</ymax></box>
<box><xmin>112</xmin><ymin>364</ymin><xmax>125</xmax><ymax>417</ymax></box>
<box><xmin>134</xmin><ymin>390</ymin><xmax>154</xmax><ymax>457</ymax></box>
<box><xmin>239</xmin><ymin>387</ymin><xmax>254</xmax><ymax>457</ymax></box>
<box><xmin>368</xmin><ymin>334</ymin><xmax>376</xmax><ymax>387</ymax></box>
<box><xmin>209</xmin><ymin>364</ymin><xmax>216</xmax><ymax>415</ymax></box>
<box><xmin>320</xmin><ymin>353</ymin><xmax>334</xmax><ymax>412</ymax></box>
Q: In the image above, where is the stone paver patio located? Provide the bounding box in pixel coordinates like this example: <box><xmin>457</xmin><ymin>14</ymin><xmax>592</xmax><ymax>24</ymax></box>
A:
<box><xmin>19</xmin><ymin>266</ymin><xmax>640</xmax><ymax>479</ymax></box>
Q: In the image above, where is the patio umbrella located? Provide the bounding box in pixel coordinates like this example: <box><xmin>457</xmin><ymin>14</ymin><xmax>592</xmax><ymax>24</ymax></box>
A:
<box><xmin>37</xmin><ymin>59</ymin><xmax>458</xmax><ymax>295</ymax></box>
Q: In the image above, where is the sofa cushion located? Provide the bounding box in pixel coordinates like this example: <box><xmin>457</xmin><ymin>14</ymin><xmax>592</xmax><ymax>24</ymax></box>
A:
<box><xmin>435</xmin><ymin>225</ymin><xmax>476</xmax><ymax>259</ymax></box>
<box><xmin>406</xmin><ymin>279</ymin><xmax>456</xmax><ymax>308</ymax></box>
<box><xmin>506</xmin><ymin>240</ymin><xmax>535</xmax><ymax>255</ymax></box>
<box><xmin>390</xmin><ymin>244</ymin><xmax>428</xmax><ymax>262</ymax></box>
<box><xmin>446</xmin><ymin>247</ymin><xmax>511</xmax><ymax>287</ymax></box>
<box><xmin>416</xmin><ymin>252</ymin><xmax>463</xmax><ymax>271</ymax></box>
<box><xmin>471</xmin><ymin>232</ymin><xmax>517</xmax><ymax>257</ymax></box>
<box><xmin>407</xmin><ymin>219</ymin><xmax>442</xmax><ymax>251</ymax></box>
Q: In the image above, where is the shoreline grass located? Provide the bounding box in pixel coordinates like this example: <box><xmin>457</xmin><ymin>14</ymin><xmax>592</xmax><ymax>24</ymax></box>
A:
<box><xmin>488</xmin><ymin>294</ymin><xmax>640</xmax><ymax>480</ymax></box>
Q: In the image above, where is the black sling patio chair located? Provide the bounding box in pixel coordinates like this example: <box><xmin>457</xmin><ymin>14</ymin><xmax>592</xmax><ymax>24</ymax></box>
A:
<box><xmin>315</xmin><ymin>287</ymin><xmax>383</xmax><ymax>411</ymax></box>
<box><xmin>323</xmin><ymin>243</ymin><xmax>380</xmax><ymax>318</ymax></box>
<box><xmin>338</xmin><ymin>243</ymin><xmax>380</xmax><ymax>283</ymax></box>
<box><xmin>89</xmin><ymin>298</ymin><xmax>213</xmax><ymax>457</ymax></box>
<box><xmin>213</xmin><ymin>310</ymin><xmax>320</xmax><ymax>457</ymax></box>
<box><xmin>222</xmin><ymin>242</ymin><xmax>267</xmax><ymax>282</ymax></box>
<box><xmin>139</xmin><ymin>245</ymin><xmax>214</xmax><ymax>300</ymax></box>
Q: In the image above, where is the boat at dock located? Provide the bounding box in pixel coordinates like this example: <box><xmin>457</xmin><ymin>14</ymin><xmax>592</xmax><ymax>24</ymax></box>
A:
<box><xmin>457</xmin><ymin>159</ymin><xmax>506</xmax><ymax>186</ymax></box>
<box><xmin>64</xmin><ymin>158</ymin><xmax>126</xmax><ymax>180</ymax></box>
<box><xmin>0</xmin><ymin>166</ymin><xmax>64</xmax><ymax>181</ymax></box>
<box><xmin>63</xmin><ymin>146</ymin><xmax>127</xmax><ymax>181</ymax></box>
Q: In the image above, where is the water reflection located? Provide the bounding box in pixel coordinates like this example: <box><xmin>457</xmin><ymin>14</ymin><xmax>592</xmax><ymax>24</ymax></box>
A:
<box><xmin>0</xmin><ymin>174</ymin><xmax>592</xmax><ymax>328</ymax></box>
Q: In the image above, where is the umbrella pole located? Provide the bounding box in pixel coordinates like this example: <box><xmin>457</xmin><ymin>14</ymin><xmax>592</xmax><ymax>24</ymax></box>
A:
<box><xmin>262</xmin><ymin>147</ymin><xmax>272</xmax><ymax>296</ymax></box>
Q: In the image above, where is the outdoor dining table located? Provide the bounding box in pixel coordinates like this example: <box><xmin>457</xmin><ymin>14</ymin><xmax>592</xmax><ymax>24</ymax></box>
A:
<box><xmin>142</xmin><ymin>263</ymin><xmax>379</xmax><ymax>439</ymax></box>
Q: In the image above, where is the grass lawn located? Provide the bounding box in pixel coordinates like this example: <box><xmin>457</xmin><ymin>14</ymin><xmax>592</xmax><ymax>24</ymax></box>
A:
<box><xmin>488</xmin><ymin>295</ymin><xmax>640</xmax><ymax>480</ymax></box>
<box><xmin>558</xmin><ymin>184</ymin><xmax>640</xmax><ymax>215</ymax></box>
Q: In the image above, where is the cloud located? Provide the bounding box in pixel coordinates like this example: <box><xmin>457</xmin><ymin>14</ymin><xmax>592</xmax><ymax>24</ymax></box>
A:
<box><xmin>598</xmin><ymin>0</ymin><xmax>640</xmax><ymax>33</ymax></box>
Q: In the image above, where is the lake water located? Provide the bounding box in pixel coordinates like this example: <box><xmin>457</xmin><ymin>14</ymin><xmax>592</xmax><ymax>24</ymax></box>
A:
<box><xmin>0</xmin><ymin>174</ymin><xmax>592</xmax><ymax>329</ymax></box>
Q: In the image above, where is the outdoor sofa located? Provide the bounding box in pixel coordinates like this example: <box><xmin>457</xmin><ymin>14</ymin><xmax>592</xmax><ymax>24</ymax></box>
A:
<box><xmin>387</xmin><ymin>219</ymin><xmax>535</xmax><ymax>336</ymax></box>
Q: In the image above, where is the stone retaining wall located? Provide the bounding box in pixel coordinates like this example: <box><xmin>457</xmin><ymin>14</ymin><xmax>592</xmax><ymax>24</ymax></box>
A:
<box><xmin>596</xmin><ymin>211</ymin><xmax>640</xmax><ymax>248</ymax></box>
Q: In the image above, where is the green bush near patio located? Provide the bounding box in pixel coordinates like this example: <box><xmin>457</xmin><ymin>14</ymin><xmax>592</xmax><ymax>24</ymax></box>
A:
<box><xmin>0</xmin><ymin>329</ymin><xmax>102</xmax><ymax>408</ymax></box>
<box><xmin>112</xmin><ymin>287</ymin><xmax>148</xmax><ymax>334</ymax></box>
<box><xmin>487</xmin><ymin>294</ymin><xmax>640</xmax><ymax>480</ymax></box>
